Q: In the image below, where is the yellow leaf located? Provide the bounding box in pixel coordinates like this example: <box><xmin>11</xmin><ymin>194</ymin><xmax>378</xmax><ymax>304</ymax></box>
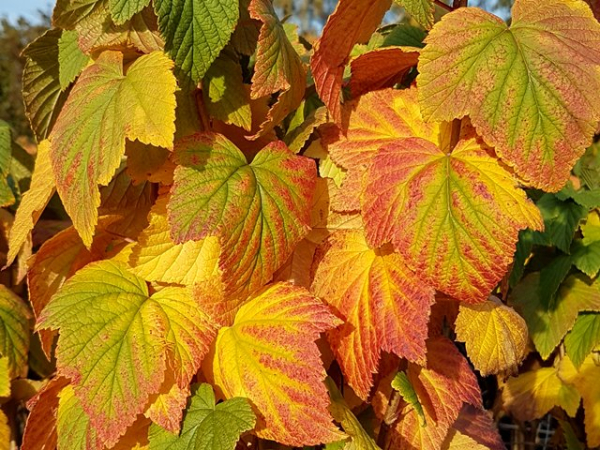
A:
<box><xmin>129</xmin><ymin>194</ymin><xmax>221</xmax><ymax>286</ymax></box>
<box><xmin>455</xmin><ymin>297</ymin><xmax>528</xmax><ymax>376</ymax></box>
<box><xmin>210</xmin><ymin>282</ymin><xmax>344</xmax><ymax>446</ymax></box>
<box><xmin>0</xmin><ymin>409</ymin><xmax>10</xmax><ymax>450</ymax></box>
<box><xmin>503</xmin><ymin>359</ymin><xmax>580</xmax><ymax>421</ymax></box>
<box><xmin>6</xmin><ymin>140</ymin><xmax>55</xmax><ymax>267</ymax></box>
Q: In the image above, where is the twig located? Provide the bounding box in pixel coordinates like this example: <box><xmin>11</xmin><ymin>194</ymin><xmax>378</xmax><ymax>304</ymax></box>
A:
<box><xmin>434</xmin><ymin>0</ymin><xmax>454</xmax><ymax>12</ymax></box>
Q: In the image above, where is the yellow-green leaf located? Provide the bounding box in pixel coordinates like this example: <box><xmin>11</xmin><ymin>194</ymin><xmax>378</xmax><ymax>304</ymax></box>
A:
<box><xmin>38</xmin><ymin>260</ymin><xmax>215</xmax><ymax>446</ymax></box>
<box><xmin>417</xmin><ymin>0</ymin><xmax>600</xmax><ymax>191</ymax></box>
<box><xmin>50</xmin><ymin>50</ymin><xmax>177</xmax><ymax>247</ymax></box>
<box><xmin>0</xmin><ymin>285</ymin><xmax>31</xmax><ymax>379</ymax></box>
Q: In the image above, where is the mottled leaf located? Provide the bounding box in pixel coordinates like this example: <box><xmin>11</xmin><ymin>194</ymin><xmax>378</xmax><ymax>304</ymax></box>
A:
<box><xmin>312</xmin><ymin>229</ymin><xmax>434</xmax><ymax>398</ymax></box>
<box><xmin>50</xmin><ymin>50</ymin><xmax>176</xmax><ymax>247</ymax></box>
<box><xmin>363</xmin><ymin>137</ymin><xmax>543</xmax><ymax>303</ymax></box>
<box><xmin>169</xmin><ymin>133</ymin><xmax>315</xmax><ymax>297</ymax></box>
<box><xmin>417</xmin><ymin>0</ymin><xmax>600</xmax><ymax>190</ymax></box>
<box><xmin>394</xmin><ymin>0</ymin><xmax>434</xmax><ymax>29</ymax></box>
<box><xmin>210</xmin><ymin>283</ymin><xmax>344</xmax><ymax>446</ymax></box>
<box><xmin>38</xmin><ymin>260</ymin><xmax>215</xmax><ymax>445</ymax></box>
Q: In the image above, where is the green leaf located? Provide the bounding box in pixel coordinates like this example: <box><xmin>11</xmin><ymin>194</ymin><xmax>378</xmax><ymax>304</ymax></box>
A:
<box><xmin>558</xmin><ymin>420</ymin><xmax>585</xmax><ymax>450</ymax></box>
<box><xmin>539</xmin><ymin>254</ymin><xmax>573</xmax><ymax>307</ymax></box>
<box><xmin>417</xmin><ymin>0</ymin><xmax>600</xmax><ymax>191</ymax></box>
<box><xmin>531</xmin><ymin>194</ymin><xmax>587</xmax><ymax>253</ymax></box>
<box><xmin>0</xmin><ymin>286</ymin><xmax>31</xmax><ymax>379</ymax></box>
<box><xmin>382</xmin><ymin>24</ymin><xmax>426</xmax><ymax>48</ymax></box>
<box><xmin>22</xmin><ymin>29</ymin><xmax>70</xmax><ymax>140</ymax></box>
<box><xmin>202</xmin><ymin>51</ymin><xmax>252</xmax><ymax>131</ymax></box>
<box><xmin>509</xmin><ymin>230</ymin><xmax>535</xmax><ymax>288</ymax></box>
<box><xmin>565</xmin><ymin>313</ymin><xmax>600</xmax><ymax>368</ymax></box>
<box><xmin>574</xmin><ymin>142</ymin><xmax>600</xmax><ymax>190</ymax></box>
<box><xmin>168</xmin><ymin>133</ymin><xmax>315</xmax><ymax>297</ymax></box>
<box><xmin>109</xmin><ymin>0</ymin><xmax>151</xmax><ymax>24</ymax></box>
<box><xmin>393</xmin><ymin>0</ymin><xmax>434</xmax><ymax>29</ymax></box>
<box><xmin>572</xmin><ymin>240</ymin><xmax>600</xmax><ymax>278</ymax></box>
<box><xmin>392</xmin><ymin>371</ymin><xmax>425</xmax><ymax>426</ymax></box>
<box><xmin>148</xmin><ymin>383</ymin><xmax>255</xmax><ymax>450</ymax></box>
<box><xmin>556</xmin><ymin>181</ymin><xmax>600</xmax><ymax>209</ymax></box>
<box><xmin>50</xmin><ymin>50</ymin><xmax>177</xmax><ymax>247</ymax></box>
<box><xmin>57</xmin><ymin>30</ymin><xmax>90</xmax><ymax>90</ymax></box>
<box><xmin>154</xmin><ymin>0</ymin><xmax>239</xmax><ymax>83</ymax></box>
<box><xmin>38</xmin><ymin>260</ymin><xmax>215</xmax><ymax>446</ymax></box>
<box><xmin>511</xmin><ymin>273</ymin><xmax>600</xmax><ymax>359</ymax></box>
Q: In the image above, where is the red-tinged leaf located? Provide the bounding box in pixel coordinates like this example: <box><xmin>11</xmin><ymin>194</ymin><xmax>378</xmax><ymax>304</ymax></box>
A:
<box><xmin>442</xmin><ymin>405</ymin><xmax>505</xmax><ymax>450</ymax></box>
<box><xmin>57</xmin><ymin>385</ymin><xmax>104</xmax><ymax>450</ymax></box>
<box><xmin>390</xmin><ymin>338</ymin><xmax>482</xmax><ymax>450</ymax></box>
<box><xmin>248</xmin><ymin>0</ymin><xmax>306</xmax><ymax>138</ymax></box>
<box><xmin>362</xmin><ymin>137</ymin><xmax>543</xmax><ymax>303</ymax></box>
<box><xmin>417</xmin><ymin>0</ymin><xmax>600</xmax><ymax>191</ymax></box>
<box><xmin>22</xmin><ymin>377</ymin><xmax>70</xmax><ymax>450</ymax></box>
<box><xmin>168</xmin><ymin>133</ymin><xmax>316</xmax><ymax>298</ymax></box>
<box><xmin>311</xmin><ymin>229</ymin><xmax>435</xmax><ymax>399</ymax></box>
<box><xmin>321</xmin><ymin>87</ymin><xmax>438</xmax><ymax>211</ymax></box>
<box><xmin>38</xmin><ymin>260</ymin><xmax>215</xmax><ymax>446</ymax></box>
<box><xmin>311</xmin><ymin>0</ymin><xmax>392</xmax><ymax>122</ymax></box>
<box><xmin>192</xmin><ymin>278</ymin><xmax>243</xmax><ymax>328</ymax></box>
<box><xmin>50</xmin><ymin>50</ymin><xmax>176</xmax><ymax>247</ymax></box>
<box><xmin>349</xmin><ymin>47</ymin><xmax>420</xmax><ymax>98</ymax></box>
<box><xmin>145</xmin><ymin>380</ymin><xmax>189</xmax><ymax>434</ymax></box>
<box><xmin>209</xmin><ymin>282</ymin><xmax>345</xmax><ymax>446</ymax></box>
<box><xmin>27</xmin><ymin>217</ymin><xmax>124</xmax><ymax>357</ymax></box>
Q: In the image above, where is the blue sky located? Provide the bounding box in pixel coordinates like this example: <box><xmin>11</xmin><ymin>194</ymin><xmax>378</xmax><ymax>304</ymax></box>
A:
<box><xmin>0</xmin><ymin>0</ymin><xmax>52</xmax><ymax>23</ymax></box>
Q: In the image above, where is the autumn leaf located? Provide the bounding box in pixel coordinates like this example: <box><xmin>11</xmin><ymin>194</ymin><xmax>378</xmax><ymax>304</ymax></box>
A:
<box><xmin>145</xmin><ymin>381</ymin><xmax>189</xmax><ymax>434</ymax></box>
<box><xmin>363</xmin><ymin>137</ymin><xmax>543</xmax><ymax>303</ymax></box>
<box><xmin>154</xmin><ymin>0</ymin><xmax>239</xmax><ymax>83</ymax></box>
<box><xmin>57</xmin><ymin>385</ymin><xmax>103</xmax><ymax>450</ymax></box>
<box><xmin>57</xmin><ymin>30</ymin><xmax>89</xmax><ymax>90</ymax></box>
<box><xmin>209</xmin><ymin>282</ymin><xmax>344</xmax><ymax>446</ymax></box>
<box><xmin>394</xmin><ymin>0</ymin><xmax>435</xmax><ymax>29</ymax></box>
<box><xmin>390</xmin><ymin>338</ymin><xmax>482</xmax><ymax>450</ymax></box>
<box><xmin>311</xmin><ymin>229</ymin><xmax>434</xmax><ymax>398</ymax></box>
<box><xmin>248</xmin><ymin>0</ymin><xmax>306</xmax><ymax>137</ymax></box>
<box><xmin>21</xmin><ymin>377</ymin><xmax>70</xmax><ymax>450</ymax></box>
<box><xmin>326</xmin><ymin>378</ymin><xmax>380</xmax><ymax>450</ymax></box>
<box><xmin>417</xmin><ymin>0</ymin><xmax>600</xmax><ymax>191</ymax></box>
<box><xmin>455</xmin><ymin>297</ymin><xmax>529</xmax><ymax>375</ymax></box>
<box><xmin>6</xmin><ymin>140</ymin><xmax>55</xmax><ymax>267</ymax></box>
<box><xmin>38</xmin><ymin>260</ymin><xmax>215</xmax><ymax>445</ymax></box>
<box><xmin>441</xmin><ymin>405</ymin><xmax>505</xmax><ymax>450</ymax></box>
<box><xmin>148</xmin><ymin>383</ymin><xmax>255</xmax><ymax>450</ymax></box>
<box><xmin>321</xmin><ymin>87</ymin><xmax>438</xmax><ymax>211</ymax></box>
<box><xmin>503</xmin><ymin>358</ymin><xmax>580</xmax><ymax>421</ymax></box>
<box><xmin>349</xmin><ymin>47</ymin><xmax>420</xmax><ymax>99</ymax></box>
<box><xmin>27</xmin><ymin>219</ymin><xmax>124</xmax><ymax>357</ymax></box>
<box><xmin>563</xmin><ymin>354</ymin><xmax>600</xmax><ymax>447</ymax></box>
<box><xmin>50</xmin><ymin>50</ymin><xmax>177</xmax><ymax>247</ymax></box>
<box><xmin>0</xmin><ymin>285</ymin><xmax>31</xmax><ymax>379</ymax></box>
<box><xmin>311</xmin><ymin>0</ymin><xmax>392</xmax><ymax>121</ymax></box>
<box><xmin>168</xmin><ymin>133</ymin><xmax>315</xmax><ymax>298</ymax></box>
<box><xmin>511</xmin><ymin>273</ymin><xmax>600</xmax><ymax>359</ymax></box>
<box><xmin>130</xmin><ymin>194</ymin><xmax>221</xmax><ymax>286</ymax></box>
<box><xmin>22</xmin><ymin>29</ymin><xmax>69</xmax><ymax>140</ymax></box>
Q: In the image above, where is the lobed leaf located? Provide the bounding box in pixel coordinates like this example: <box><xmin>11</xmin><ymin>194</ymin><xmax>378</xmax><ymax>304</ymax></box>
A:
<box><xmin>455</xmin><ymin>297</ymin><xmax>529</xmax><ymax>375</ymax></box>
<box><xmin>210</xmin><ymin>282</ymin><xmax>344</xmax><ymax>446</ymax></box>
<box><xmin>417</xmin><ymin>0</ymin><xmax>600</xmax><ymax>191</ymax></box>
<box><xmin>38</xmin><ymin>260</ymin><xmax>215</xmax><ymax>445</ymax></box>
<box><xmin>169</xmin><ymin>133</ymin><xmax>315</xmax><ymax>298</ymax></box>
<box><xmin>148</xmin><ymin>383</ymin><xmax>255</xmax><ymax>450</ymax></box>
<box><xmin>363</xmin><ymin>137</ymin><xmax>542</xmax><ymax>303</ymax></box>
<box><xmin>154</xmin><ymin>0</ymin><xmax>239</xmax><ymax>83</ymax></box>
<box><xmin>312</xmin><ymin>229</ymin><xmax>434</xmax><ymax>398</ymax></box>
<box><xmin>50</xmin><ymin>50</ymin><xmax>176</xmax><ymax>247</ymax></box>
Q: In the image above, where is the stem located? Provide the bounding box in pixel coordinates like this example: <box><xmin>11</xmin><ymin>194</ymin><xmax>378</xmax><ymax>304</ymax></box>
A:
<box><xmin>377</xmin><ymin>389</ymin><xmax>402</xmax><ymax>449</ymax></box>
<box><xmin>449</xmin><ymin>118</ymin><xmax>462</xmax><ymax>151</ymax></box>
<box><xmin>434</xmin><ymin>0</ymin><xmax>453</xmax><ymax>12</ymax></box>
<box><xmin>452</xmin><ymin>0</ymin><xmax>468</xmax><ymax>8</ymax></box>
